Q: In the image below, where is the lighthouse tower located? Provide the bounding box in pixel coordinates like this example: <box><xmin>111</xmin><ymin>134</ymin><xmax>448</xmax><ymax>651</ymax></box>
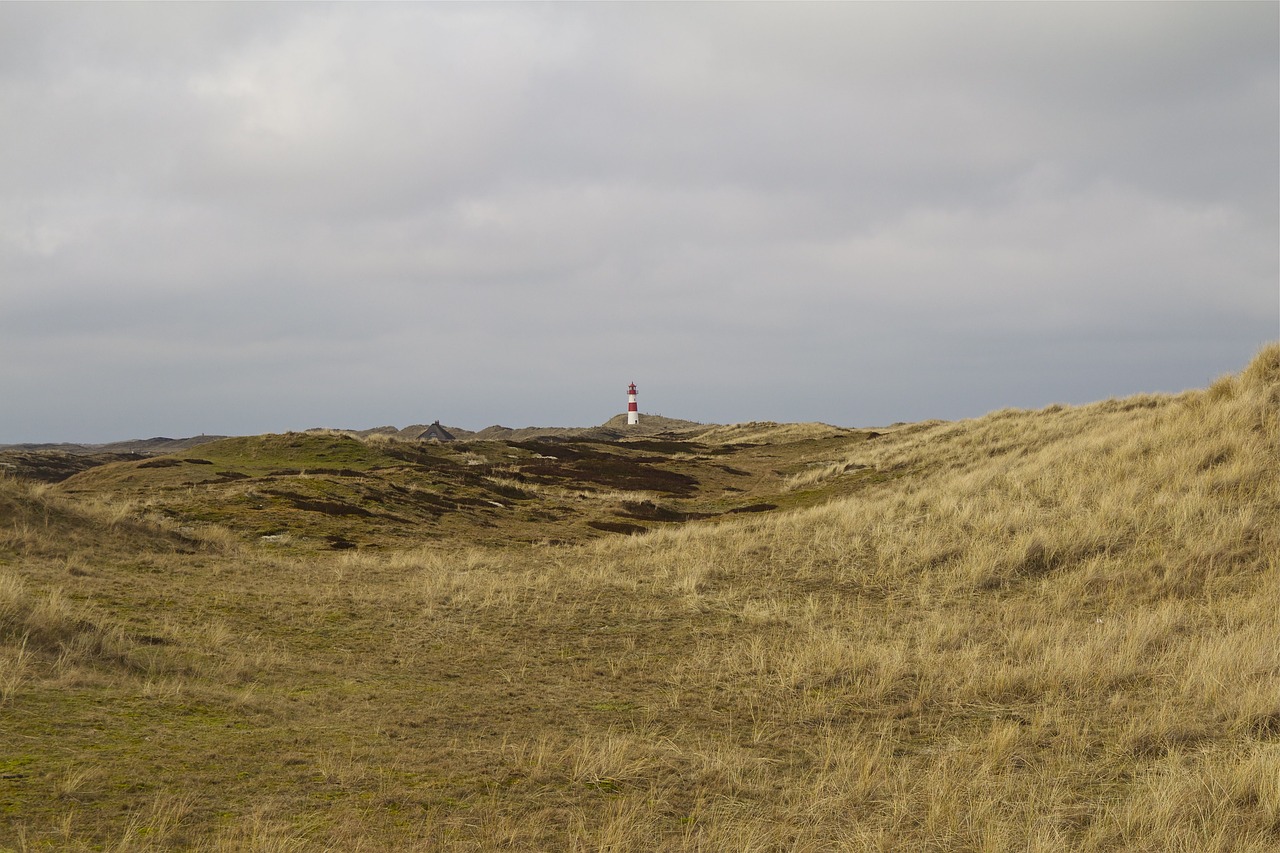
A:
<box><xmin>627</xmin><ymin>382</ymin><xmax>639</xmax><ymax>426</ymax></box>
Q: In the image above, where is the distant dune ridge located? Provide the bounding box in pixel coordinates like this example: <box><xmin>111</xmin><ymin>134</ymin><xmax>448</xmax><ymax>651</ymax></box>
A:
<box><xmin>345</xmin><ymin>414</ymin><xmax>714</xmax><ymax>442</ymax></box>
<box><xmin>2</xmin><ymin>414</ymin><xmax>862</xmax><ymax>455</ymax></box>
<box><xmin>2</xmin><ymin>413</ymin><xmax>866</xmax><ymax>456</ymax></box>
<box><xmin>0</xmin><ymin>435</ymin><xmax>230</xmax><ymax>456</ymax></box>
<box><xmin>0</xmin><ymin>418</ymin><xmax>708</xmax><ymax>453</ymax></box>
<box><xmin>1</xmin><ymin>343</ymin><xmax>1278</xmax><ymax>849</ymax></box>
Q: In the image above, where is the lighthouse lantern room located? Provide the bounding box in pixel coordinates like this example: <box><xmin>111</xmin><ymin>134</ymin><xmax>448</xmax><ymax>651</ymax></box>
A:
<box><xmin>627</xmin><ymin>382</ymin><xmax>639</xmax><ymax>426</ymax></box>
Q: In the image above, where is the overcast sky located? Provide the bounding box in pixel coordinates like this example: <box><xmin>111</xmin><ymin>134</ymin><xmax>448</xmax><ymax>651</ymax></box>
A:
<box><xmin>2</xmin><ymin>2</ymin><xmax>1276</xmax><ymax>443</ymax></box>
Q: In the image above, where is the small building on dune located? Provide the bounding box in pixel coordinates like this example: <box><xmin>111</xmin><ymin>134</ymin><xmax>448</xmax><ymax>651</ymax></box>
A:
<box><xmin>419</xmin><ymin>421</ymin><xmax>455</xmax><ymax>442</ymax></box>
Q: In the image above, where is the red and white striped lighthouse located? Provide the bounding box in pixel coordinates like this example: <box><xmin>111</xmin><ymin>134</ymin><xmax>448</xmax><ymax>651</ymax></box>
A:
<box><xmin>627</xmin><ymin>382</ymin><xmax>639</xmax><ymax>425</ymax></box>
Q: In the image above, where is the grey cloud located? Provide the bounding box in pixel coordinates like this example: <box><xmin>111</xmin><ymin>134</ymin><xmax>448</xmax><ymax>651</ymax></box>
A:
<box><xmin>1</xmin><ymin>2</ymin><xmax>1275</xmax><ymax>441</ymax></box>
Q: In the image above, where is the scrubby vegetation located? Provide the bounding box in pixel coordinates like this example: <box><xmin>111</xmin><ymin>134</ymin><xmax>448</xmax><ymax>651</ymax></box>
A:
<box><xmin>1</xmin><ymin>345</ymin><xmax>1277</xmax><ymax>851</ymax></box>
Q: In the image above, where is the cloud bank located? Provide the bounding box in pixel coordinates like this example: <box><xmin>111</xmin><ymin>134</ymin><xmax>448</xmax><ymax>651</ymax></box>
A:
<box><xmin>2</xmin><ymin>3</ymin><xmax>1276</xmax><ymax>441</ymax></box>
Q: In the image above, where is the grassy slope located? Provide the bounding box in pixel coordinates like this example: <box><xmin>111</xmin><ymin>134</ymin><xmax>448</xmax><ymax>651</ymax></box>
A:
<box><xmin>1</xmin><ymin>345</ymin><xmax>1277</xmax><ymax>851</ymax></box>
<box><xmin>51</xmin><ymin>428</ymin><xmax>874</xmax><ymax>551</ymax></box>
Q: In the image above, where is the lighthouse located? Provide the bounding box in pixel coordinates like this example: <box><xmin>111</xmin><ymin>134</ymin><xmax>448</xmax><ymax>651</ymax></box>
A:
<box><xmin>627</xmin><ymin>382</ymin><xmax>639</xmax><ymax>426</ymax></box>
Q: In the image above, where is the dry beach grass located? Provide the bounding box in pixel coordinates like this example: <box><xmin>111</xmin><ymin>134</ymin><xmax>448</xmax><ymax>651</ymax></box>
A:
<box><xmin>1</xmin><ymin>344</ymin><xmax>1277</xmax><ymax>850</ymax></box>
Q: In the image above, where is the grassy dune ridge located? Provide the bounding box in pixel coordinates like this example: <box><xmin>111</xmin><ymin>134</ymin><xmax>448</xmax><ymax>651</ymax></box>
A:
<box><xmin>1</xmin><ymin>345</ymin><xmax>1277</xmax><ymax>850</ymax></box>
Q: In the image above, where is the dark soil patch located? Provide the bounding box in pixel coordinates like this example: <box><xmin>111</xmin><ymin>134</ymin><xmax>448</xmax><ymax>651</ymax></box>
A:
<box><xmin>183</xmin><ymin>458</ymin><xmax>215</xmax><ymax>465</ymax></box>
<box><xmin>618</xmin><ymin>501</ymin><xmax>713</xmax><ymax>522</ymax></box>
<box><xmin>621</xmin><ymin>440</ymin><xmax>704</xmax><ymax>454</ymax></box>
<box><xmin>706</xmin><ymin>443</ymin><xmax>761</xmax><ymax>455</ymax></box>
<box><xmin>529</xmin><ymin>458</ymin><xmax>697</xmax><ymax>495</ymax></box>
<box><xmin>587</xmin><ymin>520</ymin><xmax>649</xmax><ymax>536</ymax></box>
<box><xmin>366</xmin><ymin>484</ymin><xmax>458</xmax><ymax>515</ymax></box>
<box><xmin>485</xmin><ymin>482</ymin><xmax>534</xmax><ymax>501</ymax></box>
<box><xmin>619</xmin><ymin>500</ymin><xmax>686</xmax><ymax>522</ymax></box>
<box><xmin>264</xmin><ymin>490</ymin><xmax>376</xmax><ymax>517</ymax></box>
<box><xmin>507</xmin><ymin>440</ymin><xmax>586</xmax><ymax>460</ymax></box>
<box><xmin>726</xmin><ymin>503</ymin><xmax>777</xmax><ymax>514</ymax></box>
<box><xmin>512</xmin><ymin>442</ymin><xmax>699</xmax><ymax>496</ymax></box>
<box><xmin>138</xmin><ymin>458</ymin><xmax>184</xmax><ymax>469</ymax></box>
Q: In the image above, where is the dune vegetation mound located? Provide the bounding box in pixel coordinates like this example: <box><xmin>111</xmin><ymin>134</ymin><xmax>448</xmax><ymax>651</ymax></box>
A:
<box><xmin>695</xmin><ymin>419</ymin><xmax>858</xmax><ymax>445</ymax></box>
<box><xmin>0</xmin><ymin>344</ymin><xmax>1276</xmax><ymax>850</ymax></box>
